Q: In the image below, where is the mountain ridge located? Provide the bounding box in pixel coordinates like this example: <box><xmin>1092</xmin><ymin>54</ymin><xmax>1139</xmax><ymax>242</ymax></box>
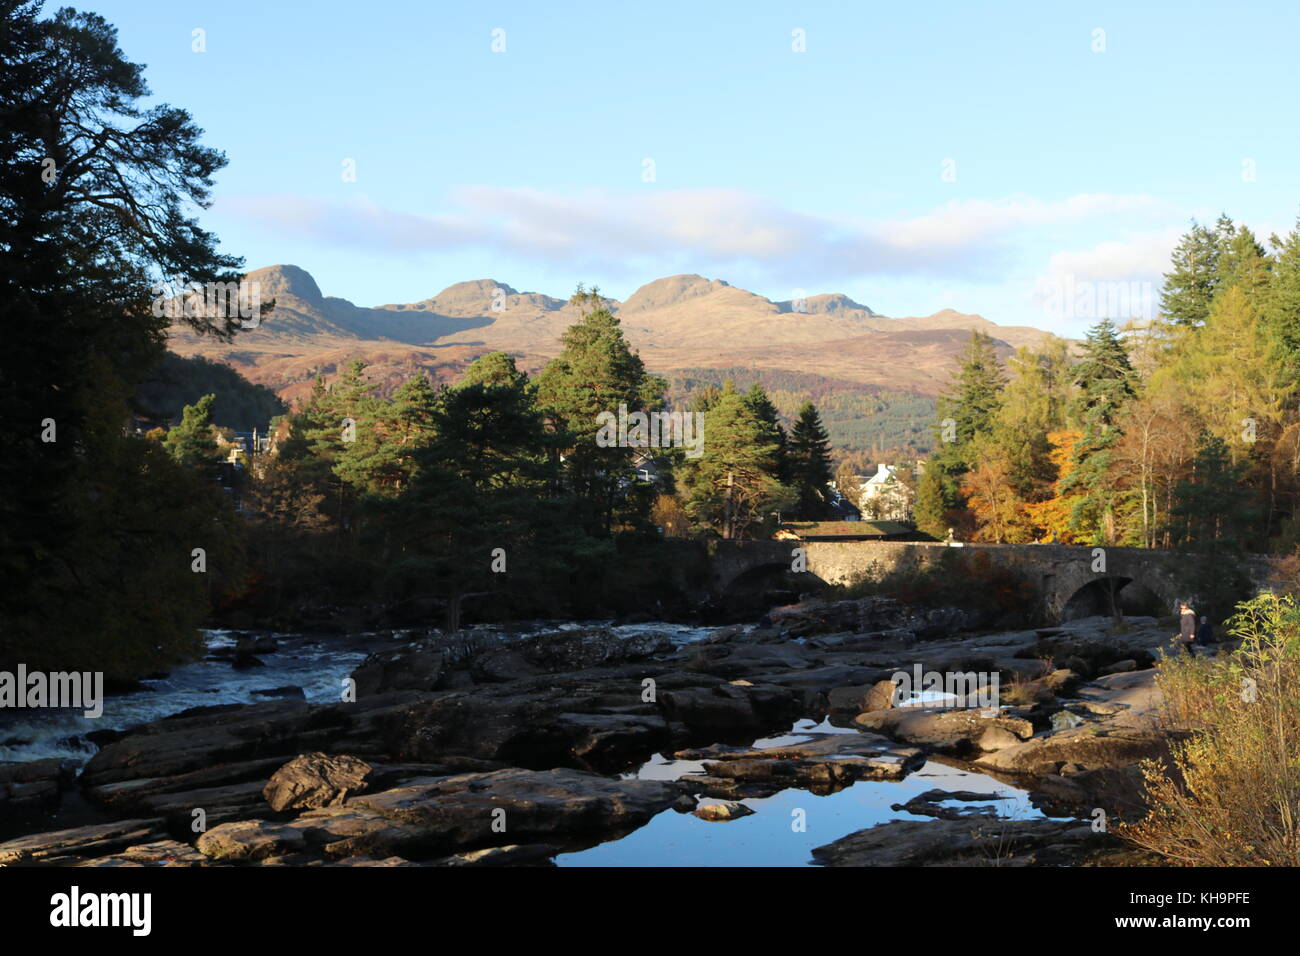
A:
<box><xmin>168</xmin><ymin>265</ymin><xmax>1059</xmax><ymax>409</ymax></box>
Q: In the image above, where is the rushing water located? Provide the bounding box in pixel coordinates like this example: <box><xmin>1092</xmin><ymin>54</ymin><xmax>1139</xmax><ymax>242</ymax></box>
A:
<box><xmin>0</xmin><ymin>622</ymin><xmax>721</xmax><ymax>766</ymax></box>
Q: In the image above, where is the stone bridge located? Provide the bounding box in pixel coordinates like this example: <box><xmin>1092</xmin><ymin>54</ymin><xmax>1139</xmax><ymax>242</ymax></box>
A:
<box><xmin>703</xmin><ymin>539</ymin><xmax>1277</xmax><ymax>622</ymax></box>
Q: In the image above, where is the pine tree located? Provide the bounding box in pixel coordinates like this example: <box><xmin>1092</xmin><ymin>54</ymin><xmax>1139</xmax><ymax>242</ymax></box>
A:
<box><xmin>534</xmin><ymin>286</ymin><xmax>666</xmax><ymax>532</ymax></box>
<box><xmin>917</xmin><ymin>331</ymin><xmax>1006</xmax><ymax>538</ymax></box>
<box><xmin>382</xmin><ymin>372</ymin><xmax>553</xmax><ymax>631</ymax></box>
<box><xmin>1161</xmin><ymin>220</ymin><xmax>1223</xmax><ymax>328</ymax></box>
<box><xmin>1</xmin><ymin>3</ymin><xmax>247</xmax><ymax>676</ymax></box>
<box><xmin>742</xmin><ymin>382</ymin><xmax>788</xmax><ymax>481</ymax></box>
<box><xmin>1063</xmin><ymin>320</ymin><xmax>1136</xmax><ymax>543</ymax></box>
<box><xmin>1217</xmin><ymin>224</ymin><xmax>1272</xmax><ymax>306</ymax></box>
<box><xmin>678</xmin><ymin>382</ymin><xmax>793</xmax><ymax>537</ymax></box>
<box><xmin>787</xmin><ymin>401</ymin><xmax>833</xmax><ymax>519</ymax></box>
<box><xmin>164</xmin><ymin>393</ymin><xmax>220</xmax><ymax>469</ymax></box>
<box><xmin>937</xmin><ymin>331</ymin><xmax>1007</xmax><ymax>460</ymax></box>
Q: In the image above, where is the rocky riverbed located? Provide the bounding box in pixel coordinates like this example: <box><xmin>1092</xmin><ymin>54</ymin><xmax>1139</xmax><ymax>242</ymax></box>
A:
<box><xmin>0</xmin><ymin>598</ymin><xmax>1186</xmax><ymax>867</ymax></box>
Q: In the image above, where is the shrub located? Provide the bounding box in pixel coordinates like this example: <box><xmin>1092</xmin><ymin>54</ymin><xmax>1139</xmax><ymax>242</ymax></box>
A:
<box><xmin>1120</xmin><ymin>592</ymin><xmax>1300</xmax><ymax>865</ymax></box>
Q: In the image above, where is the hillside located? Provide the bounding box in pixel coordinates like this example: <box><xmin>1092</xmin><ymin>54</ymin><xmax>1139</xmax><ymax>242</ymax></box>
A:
<box><xmin>167</xmin><ymin>265</ymin><xmax>1058</xmax><ymax>453</ymax></box>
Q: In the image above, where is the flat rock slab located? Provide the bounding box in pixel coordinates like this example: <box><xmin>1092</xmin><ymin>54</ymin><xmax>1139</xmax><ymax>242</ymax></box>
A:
<box><xmin>811</xmin><ymin>814</ymin><xmax>1102</xmax><ymax>866</ymax></box>
<box><xmin>0</xmin><ymin>818</ymin><xmax>165</xmax><ymax>866</ymax></box>
<box><xmin>676</xmin><ymin>732</ymin><xmax>924</xmax><ymax>797</ymax></box>
<box><xmin>853</xmin><ymin>708</ymin><xmax>1034</xmax><ymax>755</ymax></box>
<box><xmin>196</xmin><ymin>767</ymin><xmax>678</xmax><ymax>863</ymax></box>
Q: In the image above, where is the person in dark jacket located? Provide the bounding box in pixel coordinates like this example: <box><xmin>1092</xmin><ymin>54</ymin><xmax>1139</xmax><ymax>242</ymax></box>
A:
<box><xmin>1195</xmin><ymin>615</ymin><xmax>1214</xmax><ymax>649</ymax></box>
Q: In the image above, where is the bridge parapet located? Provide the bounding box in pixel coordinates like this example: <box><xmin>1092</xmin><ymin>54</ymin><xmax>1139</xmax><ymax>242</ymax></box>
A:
<box><xmin>704</xmin><ymin>539</ymin><xmax>1278</xmax><ymax>622</ymax></box>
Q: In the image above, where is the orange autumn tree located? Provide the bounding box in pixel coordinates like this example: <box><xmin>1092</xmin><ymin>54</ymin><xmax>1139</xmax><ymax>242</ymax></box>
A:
<box><xmin>1023</xmin><ymin>429</ymin><xmax>1087</xmax><ymax>543</ymax></box>
<box><xmin>961</xmin><ymin>444</ymin><xmax>1035</xmax><ymax>543</ymax></box>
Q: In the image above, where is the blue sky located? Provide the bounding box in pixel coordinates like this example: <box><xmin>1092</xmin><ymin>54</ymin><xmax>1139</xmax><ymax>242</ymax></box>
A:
<box><xmin>76</xmin><ymin>0</ymin><xmax>1300</xmax><ymax>335</ymax></box>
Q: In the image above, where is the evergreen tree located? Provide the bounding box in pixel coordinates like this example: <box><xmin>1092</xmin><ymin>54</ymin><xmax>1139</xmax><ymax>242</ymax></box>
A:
<box><xmin>678</xmin><ymin>382</ymin><xmax>793</xmax><ymax>537</ymax></box>
<box><xmin>787</xmin><ymin>401</ymin><xmax>833</xmax><ymax>519</ymax></box>
<box><xmin>1217</xmin><ymin>224</ymin><xmax>1272</xmax><ymax>307</ymax></box>
<box><xmin>164</xmin><ymin>393</ymin><xmax>220</xmax><ymax>469</ymax></box>
<box><xmin>1063</xmin><ymin>319</ymin><xmax>1136</xmax><ymax>543</ymax></box>
<box><xmin>1161</xmin><ymin>219</ymin><xmax>1224</xmax><ymax>328</ymax></box>
<box><xmin>917</xmin><ymin>331</ymin><xmax>1006</xmax><ymax>538</ymax></box>
<box><xmin>742</xmin><ymin>382</ymin><xmax>788</xmax><ymax>480</ymax></box>
<box><xmin>382</xmin><ymin>372</ymin><xmax>554</xmax><ymax>631</ymax></box>
<box><xmin>534</xmin><ymin>286</ymin><xmax>666</xmax><ymax>532</ymax></box>
<box><xmin>937</xmin><ymin>331</ymin><xmax>1007</xmax><ymax>460</ymax></box>
<box><xmin>1</xmin><ymin>3</ymin><xmax>247</xmax><ymax>675</ymax></box>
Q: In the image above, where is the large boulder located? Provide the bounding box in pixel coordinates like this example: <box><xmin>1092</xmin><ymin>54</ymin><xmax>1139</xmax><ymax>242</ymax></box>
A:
<box><xmin>263</xmin><ymin>753</ymin><xmax>375</xmax><ymax>812</ymax></box>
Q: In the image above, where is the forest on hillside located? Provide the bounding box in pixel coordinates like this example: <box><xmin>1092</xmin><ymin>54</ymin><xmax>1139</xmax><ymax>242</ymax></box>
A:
<box><xmin>664</xmin><ymin>367</ymin><xmax>936</xmax><ymax>460</ymax></box>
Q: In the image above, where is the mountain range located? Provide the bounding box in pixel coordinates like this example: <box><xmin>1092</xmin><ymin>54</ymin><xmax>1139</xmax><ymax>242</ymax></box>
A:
<box><xmin>167</xmin><ymin>265</ymin><xmax>1058</xmax><ymax>415</ymax></box>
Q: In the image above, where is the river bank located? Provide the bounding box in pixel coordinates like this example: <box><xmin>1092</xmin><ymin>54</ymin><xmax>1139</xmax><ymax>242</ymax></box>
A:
<box><xmin>0</xmin><ymin>598</ymin><xmax>1182</xmax><ymax>866</ymax></box>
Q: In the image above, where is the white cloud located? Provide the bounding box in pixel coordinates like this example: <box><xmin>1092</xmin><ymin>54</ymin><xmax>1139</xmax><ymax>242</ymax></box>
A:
<box><xmin>218</xmin><ymin>188</ymin><xmax>1184</xmax><ymax>288</ymax></box>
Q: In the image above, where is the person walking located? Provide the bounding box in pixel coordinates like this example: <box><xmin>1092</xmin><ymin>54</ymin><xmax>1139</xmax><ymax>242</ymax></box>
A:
<box><xmin>1176</xmin><ymin>602</ymin><xmax>1196</xmax><ymax>655</ymax></box>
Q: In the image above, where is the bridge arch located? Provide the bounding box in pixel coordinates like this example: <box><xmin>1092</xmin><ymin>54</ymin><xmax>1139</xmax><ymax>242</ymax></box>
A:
<box><xmin>1058</xmin><ymin>575</ymin><xmax>1165</xmax><ymax>621</ymax></box>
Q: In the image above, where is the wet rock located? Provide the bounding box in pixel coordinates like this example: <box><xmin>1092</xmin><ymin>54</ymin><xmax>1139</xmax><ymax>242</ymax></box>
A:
<box><xmin>890</xmin><ymin>790</ymin><xmax>1010</xmax><ymax>820</ymax></box>
<box><xmin>706</xmin><ymin>625</ymin><xmax>744</xmax><ymax>644</ymax></box>
<box><xmin>671</xmin><ymin>794</ymin><xmax>697</xmax><ymax>813</ymax></box>
<box><xmin>85</xmin><ymin>756</ymin><xmax>291</xmax><ymax>812</ymax></box>
<box><xmin>811</xmin><ymin>814</ymin><xmax>1105</xmax><ymax>866</ymax></box>
<box><xmin>677</xmin><ymin>733</ymin><xmax>924</xmax><ymax>797</ymax></box>
<box><xmin>81</xmin><ymin>693</ymin><xmax>427</xmax><ymax>790</ymax></box>
<box><xmin>770</xmin><ymin>596</ymin><xmax>972</xmax><ymax>639</ymax></box>
<box><xmin>693</xmin><ymin>801</ymin><xmax>755</xmax><ymax>822</ymax></box>
<box><xmin>686</xmin><ymin>642</ymin><xmax>814</xmax><ymax>679</ymax></box>
<box><xmin>263</xmin><ymin>753</ymin><xmax>375</xmax><ymax>812</ymax></box>
<box><xmin>108</xmin><ymin>839</ymin><xmax>207</xmax><ymax>867</ymax></box>
<box><xmin>512</xmin><ymin>627</ymin><xmax>673</xmax><ymax>672</ymax></box>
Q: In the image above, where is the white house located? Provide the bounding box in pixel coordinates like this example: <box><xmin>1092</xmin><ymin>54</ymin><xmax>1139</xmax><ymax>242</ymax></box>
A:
<box><xmin>857</xmin><ymin>463</ymin><xmax>914</xmax><ymax>521</ymax></box>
